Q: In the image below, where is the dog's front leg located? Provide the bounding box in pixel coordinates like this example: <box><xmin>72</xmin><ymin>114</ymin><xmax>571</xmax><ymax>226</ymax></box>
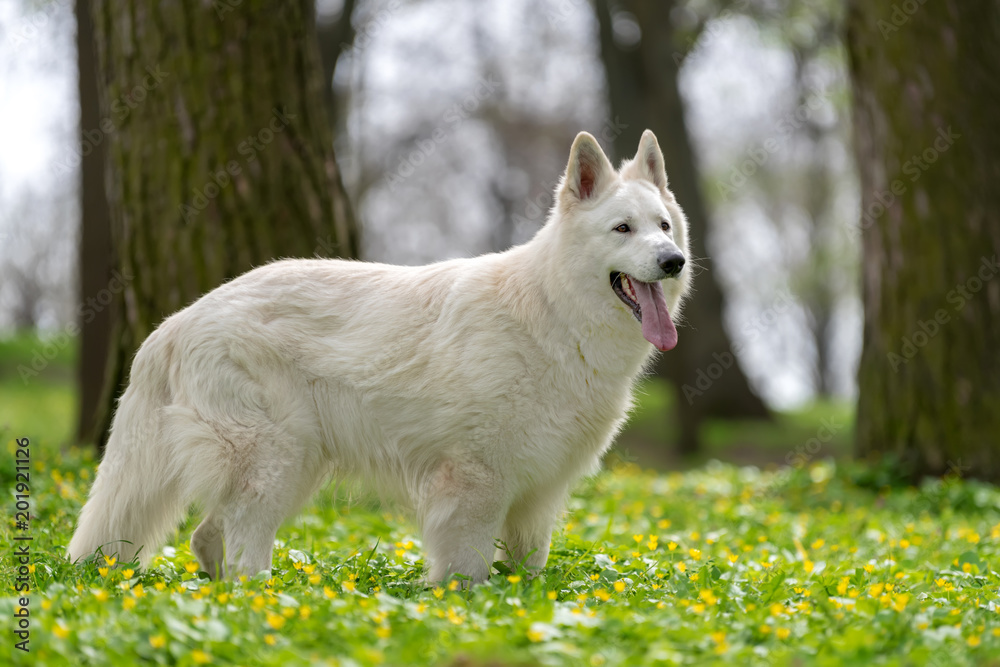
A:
<box><xmin>496</xmin><ymin>485</ymin><xmax>567</xmax><ymax>576</ymax></box>
<box><xmin>418</xmin><ymin>458</ymin><xmax>507</xmax><ymax>584</ymax></box>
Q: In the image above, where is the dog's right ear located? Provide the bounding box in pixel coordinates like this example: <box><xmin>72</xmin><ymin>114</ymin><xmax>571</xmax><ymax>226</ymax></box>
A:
<box><xmin>561</xmin><ymin>132</ymin><xmax>615</xmax><ymax>203</ymax></box>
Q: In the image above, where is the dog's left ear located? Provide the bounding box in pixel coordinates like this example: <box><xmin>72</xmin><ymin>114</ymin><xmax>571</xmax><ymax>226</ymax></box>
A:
<box><xmin>562</xmin><ymin>132</ymin><xmax>616</xmax><ymax>202</ymax></box>
<box><xmin>631</xmin><ymin>129</ymin><xmax>668</xmax><ymax>191</ymax></box>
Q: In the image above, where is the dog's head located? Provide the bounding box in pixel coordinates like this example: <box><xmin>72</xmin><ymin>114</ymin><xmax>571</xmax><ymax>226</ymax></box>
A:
<box><xmin>554</xmin><ymin>130</ymin><xmax>692</xmax><ymax>351</ymax></box>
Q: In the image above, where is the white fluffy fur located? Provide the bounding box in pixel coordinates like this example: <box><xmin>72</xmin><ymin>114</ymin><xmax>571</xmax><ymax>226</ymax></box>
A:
<box><xmin>68</xmin><ymin>130</ymin><xmax>692</xmax><ymax>582</ymax></box>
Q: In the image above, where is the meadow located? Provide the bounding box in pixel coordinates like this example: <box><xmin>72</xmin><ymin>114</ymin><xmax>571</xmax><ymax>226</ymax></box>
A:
<box><xmin>1</xmin><ymin>333</ymin><xmax>998</xmax><ymax>665</ymax></box>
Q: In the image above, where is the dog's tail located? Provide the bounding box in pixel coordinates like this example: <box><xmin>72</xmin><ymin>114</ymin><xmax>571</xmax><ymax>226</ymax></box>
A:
<box><xmin>68</xmin><ymin>331</ymin><xmax>186</xmax><ymax>568</ymax></box>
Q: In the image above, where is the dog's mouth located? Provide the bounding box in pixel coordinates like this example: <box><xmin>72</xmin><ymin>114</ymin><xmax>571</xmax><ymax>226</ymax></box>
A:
<box><xmin>610</xmin><ymin>272</ymin><xmax>678</xmax><ymax>351</ymax></box>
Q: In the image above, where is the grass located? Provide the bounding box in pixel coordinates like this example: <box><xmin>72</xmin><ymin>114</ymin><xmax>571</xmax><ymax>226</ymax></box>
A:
<box><xmin>2</xmin><ymin>332</ymin><xmax>999</xmax><ymax>665</ymax></box>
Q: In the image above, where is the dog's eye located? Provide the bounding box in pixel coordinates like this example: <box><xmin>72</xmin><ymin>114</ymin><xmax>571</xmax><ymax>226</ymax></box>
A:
<box><xmin>614</xmin><ymin>223</ymin><xmax>631</xmax><ymax>233</ymax></box>
<box><xmin>661</xmin><ymin>221</ymin><xmax>671</xmax><ymax>232</ymax></box>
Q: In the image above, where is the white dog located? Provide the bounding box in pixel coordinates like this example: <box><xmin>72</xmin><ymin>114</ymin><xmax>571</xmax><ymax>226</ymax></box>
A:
<box><xmin>69</xmin><ymin>130</ymin><xmax>692</xmax><ymax>582</ymax></box>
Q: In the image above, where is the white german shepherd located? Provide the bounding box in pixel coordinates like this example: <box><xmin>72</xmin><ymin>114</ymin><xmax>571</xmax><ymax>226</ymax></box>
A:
<box><xmin>69</xmin><ymin>130</ymin><xmax>691</xmax><ymax>582</ymax></box>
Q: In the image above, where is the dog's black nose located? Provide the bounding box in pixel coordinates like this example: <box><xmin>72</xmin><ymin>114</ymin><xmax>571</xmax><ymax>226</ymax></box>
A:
<box><xmin>659</xmin><ymin>251</ymin><xmax>685</xmax><ymax>277</ymax></box>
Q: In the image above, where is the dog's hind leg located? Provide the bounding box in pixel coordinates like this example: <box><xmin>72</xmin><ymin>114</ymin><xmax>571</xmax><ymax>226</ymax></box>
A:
<box><xmin>191</xmin><ymin>514</ymin><xmax>225</xmax><ymax>579</ymax></box>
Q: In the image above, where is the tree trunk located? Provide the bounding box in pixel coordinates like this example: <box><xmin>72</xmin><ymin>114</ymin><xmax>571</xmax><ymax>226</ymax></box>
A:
<box><xmin>86</xmin><ymin>0</ymin><xmax>359</xmax><ymax>450</ymax></box>
<box><xmin>848</xmin><ymin>1</ymin><xmax>1000</xmax><ymax>481</ymax></box>
<box><xmin>75</xmin><ymin>0</ymin><xmax>114</xmax><ymax>445</ymax></box>
<box><xmin>595</xmin><ymin>0</ymin><xmax>770</xmax><ymax>455</ymax></box>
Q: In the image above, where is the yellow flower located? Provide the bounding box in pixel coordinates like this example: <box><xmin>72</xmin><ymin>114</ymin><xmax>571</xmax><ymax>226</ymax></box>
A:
<box><xmin>123</xmin><ymin>597</ymin><xmax>136</xmax><ymax>611</ymax></box>
<box><xmin>342</xmin><ymin>581</ymin><xmax>356</xmax><ymax>592</ymax></box>
<box><xmin>527</xmin><ymin>628</ymin><xmax>545</xmax><ymax>642</ymax></box>
<box><xmin>324</xmin><ymin>586</ymin><xmax>337</xmax><ymax>599</ymax></box>
<box><xmin>837</xmin><ymin>578</ymin><xmax>849</xmax><ymax>596</ymax></box>
<box><xmin>122</xmin><ymin>569</ymin><xmax>135</xmax><ymax>579</ymax></box>
<box><xmin>376</xmin><ymin>626</ymin><xmax>391</xmax><ymax>639</ymax></box>
<box><xmin>892</xmin><ymin>594</ymin><xmax>909</xmax><ymax>612</ymax></box>
<box><xmin>445</xmin><ymin>607</ymin><xmax>463</xmax><ymax>625</ymax></box>
<box><xmin>293</xmin><ymin>561</ymin><xmax>303</xmax><ymax>571</ymax></box>
<box><xmin>967</xmin><ymin>635</ymin><xmax>981</xmax><ymax>647</ymax></box>
<box><xmin>633</xmin><ymin>534</ymin><xmax>644</xmax><ymax>544</ymax></box>
<box><xmin>264</xmin><ymin>634</ymin><xmax>277</xmax><ymax>646</ymax></box>
<box><xmin>689</xmin><ymin>549</ymin><xmax>702</xmax><ymax>560</ymax></box>
<box><xmin>593</xmin><ymin>589</ymin><xmax>611</xmax><ymax>601</ymax></box>
<box><xmin>776</xmin><ymin>628</ymin><xmax>791</xmax><ymax>640</ymax></box>
<box><xmin>149</xmin><ymin>635</ymin><xmax>166</xmax><ymax>649</ymax></box>
<box><xmin>658</xmin><ymin>519</ymin><xmax>671</xmax><ymax>529</ymax></box>
<box><xmin>613</xmin><ymin>581</ymin><xmax>626</xmax><ymax>593</ymax></box>
<box><xmin>899</xmin><ymin>539</ymin><xmax>910</xmax><ymax>549</ymax></box>
<box><xmin>154</xmin><ymin>582</ymin><xmax>166</xmax><ymax>591</ymax></box>
<box><xmin>547</xmin><ymin>591</ymin><xmax>558</xmax><ymax>600</ymax></box>
<box><xmin>668</xmin><ymin>542</ymin><xmax>678</xmax><ymax>551</ymax></box>
<box><xmin>869</xmin><ymin>583</ymin><xmax>885</xmax><ymax>598</ymax></box>
<box><xmin>300</xmin><ymin>606</ymin><xmax>311</xmax><ymax>619</ymax></box>
<box><xmin>803</xmin><ymin>560</ymin><xmax>814</xmax><ymax>573</ymax></box>
<box><xmin>184</xmin><ymin>562</ymin><xmax>199</xmax><ymax>574</ymax></box>
<box><xmin>448</xmin><ymin>579</ymin><xmax>461</xmax><ymax>591</ymax></box>
<box><xmin>590</xmin><ymin>573</ymin><xmax>600</xmax><ymax>581</ymax></box>
<box><xmin>433</xmin><ymin>587</ymin><xmax>444</xmax><ymax>599</ymax></box>
<box><xmin>770</xmin><ymin>603</ymin><xmax>784</xmax><ymax>617</ymax></box>
<box><xmin>691</xmin><ymin>603</ymin><xmax>706</xmax><ymax>614</ymax></box>
<box><xmin>728</xmin><ymin>554</ymin><xmax>738</xmax><ymax>564</ymax></box>
<box><xmin>93</xmin><ymin>589</ymin><xmax>109</xmax><ymax>602</ymax></box>
<box><xmin>759</xmin><ymin>624</ymin><xmax>771</xmax><ymax>634</ymax></box>
<box><xmin>216</xmin><ymin>592</ymin><xmax>228</xmax><ymax>603</ymax></box>
<box><xmin>98</xmin><ymin>567</ymin><xmax>109</xmax><ymax>578</ymax></box>
<box><xmin>53</xmin><ymin>622</ymin><xmax>71</xmax><ymax>639</ymax></box>
<box><xmin>676</xmin><ymin>562</ymin><xmax>687</xmax><ymax>573</ymax></box>
<box><xmin>710</xmin><ymin>631</ymin><xmax>726</xmax><ymax>644</ymax></box>
<box><xmin>192</xmin><ymin>650</ymin><xmax>211</xmax><ymax>664</ymax></box>
<box><xmin>810</xmin><ymin>539</ymin><xmax>825</xmax><ymax>549</ymax></box>
<box><xmin>863</xmin><ymin>564</ymin><xmax>874</xmax><ymax>574</ymax></box>
<box><xmin>104</xmin><ymin>556</ymin><xmax>117</xmax><ymax>567</ymax></box>
<box><xmin>266</xmin><ymin>612</ymin><xmax>286</xmax><ymax>630</ymax></box>
<box><xmin>507</xmin><ymin>575</ymin><xmax>522</xmax><ymax>584</ymax></box>
<box><xmin>308</xmin><ymin>574</ymin><xmax>321</xmax><ymax>585</ymax></box>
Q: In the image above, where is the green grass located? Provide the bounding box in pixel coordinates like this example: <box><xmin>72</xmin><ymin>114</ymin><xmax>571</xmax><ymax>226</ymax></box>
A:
<box><xmin>2</xmin><ymin>333</ymin><xmax>999</xmax><ymax>665</ymax></box>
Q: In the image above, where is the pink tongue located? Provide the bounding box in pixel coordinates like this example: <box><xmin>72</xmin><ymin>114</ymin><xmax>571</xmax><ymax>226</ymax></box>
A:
<box><xmin>633</xmin><ymin>279</ymin><xmax>678</xmax><ymax>351</ymax></box>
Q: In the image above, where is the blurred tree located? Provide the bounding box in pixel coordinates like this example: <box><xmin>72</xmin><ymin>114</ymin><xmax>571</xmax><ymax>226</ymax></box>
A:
<box><xmin>595</xmin><ymin>0</ymin><xmax>769</xmax><ymax>455</ymax></box>
<box><xmin>848</xmin><ymin>2</ymin><xmax>1000</xmax><ymax>480</ymax></box>
<box><xmin>84</xmin><ymin>0</ymin><xmax>359</xmax><ymax>450</ymax></box>
<box><xmin>75</xmin><ymin>0</ymin><xmax>113</xmax><ymax>445</ymax></box>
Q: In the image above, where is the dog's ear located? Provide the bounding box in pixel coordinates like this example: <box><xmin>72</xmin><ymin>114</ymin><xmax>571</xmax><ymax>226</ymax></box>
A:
<box><xmin>630</xmin><ymin>129</ymin><xmax>668</xmax><ymax>191</ymax></box>
<box><xmin>562</xmin><ymin>132</ymin><xmax>615</xmax><ymax>202</ymax></box>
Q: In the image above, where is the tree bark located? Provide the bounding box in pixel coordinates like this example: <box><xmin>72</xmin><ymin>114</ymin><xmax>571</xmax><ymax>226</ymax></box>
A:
<box><xmin>848</xmin><ymin>1</ymin><xmax>1000</xmax><ymax>481</ymax></box>
<box><xmin>595</xmin><ymin>0</ymin><xmax>770</xmax><ymax>455</ymax></box>
<box><xmin>75</xmin><ymin>0</ymin><xmax>114</xmax><ymax>445</ymax></box>
<box><xmin>85</xmin><ymin>0</ymin><xmax>359</xmax><ymax>450</ymax></box>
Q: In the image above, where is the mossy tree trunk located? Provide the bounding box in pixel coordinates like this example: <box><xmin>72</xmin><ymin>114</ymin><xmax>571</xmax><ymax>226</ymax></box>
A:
<box><xmin>595</xmin><ymin>0</ymin><xmax>770</xmax><ymax>455</ymax></box>
<box><xmin>847</xmin><ymin>1</ymin><xmax>1000</xmax><ymax>481</ymax></box>
<box><xmin>85</xmin><ymin>0</ymin><xmax>359</xmax><ymax>450</ymax></box>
